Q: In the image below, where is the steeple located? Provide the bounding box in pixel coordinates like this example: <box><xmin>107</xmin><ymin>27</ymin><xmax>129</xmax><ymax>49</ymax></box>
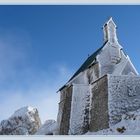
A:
<box><xmin>103</xmin><ymin>17</ymin><xmax>118</xmax><ymax>43</ymax></box>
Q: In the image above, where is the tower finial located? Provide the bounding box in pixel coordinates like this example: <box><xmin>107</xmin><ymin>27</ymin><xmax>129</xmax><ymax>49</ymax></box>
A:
<box><xmin>103</xmin><ymin>17</ymin><xmax>118</xmax><ymax>43</ymax></box>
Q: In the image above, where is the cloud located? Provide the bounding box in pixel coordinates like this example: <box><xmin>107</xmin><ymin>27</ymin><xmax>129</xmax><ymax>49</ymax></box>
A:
<box><xmin>0</xmin><ymin>64</ymin><xmax>72</xmax><ymax>123</ymax></box>
<box><xmin>0</xmin><ymin>28</ymin><xmax>73</xmax><ymax>123</ymax></box>
<box><xmin>0</xmin><ymin>86</ymin><xmax>59</xmax><ymax>123</ymax></box>
<box><xmin>0</xmin><ymin>27</ymin><xmax>32</xmax><ymax>88</ymax></box>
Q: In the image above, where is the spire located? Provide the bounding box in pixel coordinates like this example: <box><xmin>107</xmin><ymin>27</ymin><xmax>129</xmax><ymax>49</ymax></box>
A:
<box><xmin>103</xmin><ymin>17</ymin><xmax>118</xmax><ymax>43</ymax></box>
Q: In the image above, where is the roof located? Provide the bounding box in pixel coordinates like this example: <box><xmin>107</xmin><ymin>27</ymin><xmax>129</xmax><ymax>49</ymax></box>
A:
<box><xmin>58</xmin><ymin>41</ymin><xmax>108</xmax><ymax>92</ymax></box>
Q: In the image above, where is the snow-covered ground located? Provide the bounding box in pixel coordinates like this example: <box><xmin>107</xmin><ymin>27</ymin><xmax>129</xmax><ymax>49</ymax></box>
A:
<box><xmin>35</xmin><ymin>120</ymin><xmax>57</xmax><ymax>135</ymax></box>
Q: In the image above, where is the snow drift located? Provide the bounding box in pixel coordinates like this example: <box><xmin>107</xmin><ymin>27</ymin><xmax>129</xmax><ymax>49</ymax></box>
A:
<box><xmin>35</xmin><ymin>120</ymin><xmax>57</xmax><ymax>135</ymax></box>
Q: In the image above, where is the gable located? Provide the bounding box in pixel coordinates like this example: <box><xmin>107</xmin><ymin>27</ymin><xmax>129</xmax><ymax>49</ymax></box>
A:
<box><xmin>68</xmin><ymin>41</ymin><xmax>107</xmax><ymax>82</ymax></box>
<box><xmin>58</xmin><ymin>41</ymin><xmax>107</xmax><ymax>91</ymax></box>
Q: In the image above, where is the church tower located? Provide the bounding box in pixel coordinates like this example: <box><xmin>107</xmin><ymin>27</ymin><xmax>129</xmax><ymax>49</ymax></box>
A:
<box><xmin>103</xmin><ymin>17</ymin><xmax>118</xmax><ymax>43</ymax></box>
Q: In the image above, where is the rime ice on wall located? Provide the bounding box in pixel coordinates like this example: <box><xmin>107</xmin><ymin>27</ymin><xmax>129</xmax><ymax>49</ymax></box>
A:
<box><xmin>103</xmin><ymin>17</ymin><xmax>118</xmax><ymax>43</ymax></box>
<box><xmin>96</xmin><ymin>18</ymin><xmax>138</xmax><ymax>77</ymax></box>
<box><xmin>69</xmin><ymin>84</ymin><xmax>90</xmax><ymax>135</ymax></box>
<box><xmin>86</xmin><ymin>108</ymin><xmax>140</xmax><ymax>135</ymax></box>
<box><xmin>89</xmin><ymin>75</ymin><xmax>140</xmax><ymax>132</ymax></box>
<box><xmin>97</xmin><ymin>42</ymin><xmax>138</xmax><ymax>77</ymax></box>
<box><xmin>108</xmin><ymin>75</ymin><xmax>140</xmax><ymax>126</ymax></box>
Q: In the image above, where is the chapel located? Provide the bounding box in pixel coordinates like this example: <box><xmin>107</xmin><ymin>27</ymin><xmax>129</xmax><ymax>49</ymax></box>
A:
<box><xmin>56</xmin><ymin>17</ymin><xmax>140</xmax><ymax>135</ymax></box>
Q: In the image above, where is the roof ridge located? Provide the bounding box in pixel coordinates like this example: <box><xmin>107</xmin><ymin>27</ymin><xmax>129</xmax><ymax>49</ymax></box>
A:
<box><xmin>58</xmin><ymin>41</ymin><xmax>108</xmax><ymax>91</ymax></box>
<box><xmin>68</xmin><ymin>41</ymin><xmax>107</xmax><ymax>82</ymax></box>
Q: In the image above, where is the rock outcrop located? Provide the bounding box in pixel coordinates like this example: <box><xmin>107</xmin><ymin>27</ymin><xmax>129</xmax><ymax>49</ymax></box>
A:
<box><xmin>0</xmin><ymin>106</ymin><xmax>41</xmax><ymax>135</ymax></box>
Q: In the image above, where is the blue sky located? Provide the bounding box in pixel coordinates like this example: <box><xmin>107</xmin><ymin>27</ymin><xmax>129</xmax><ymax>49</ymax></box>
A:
<box><xmin>0</xmin><ymin>5</ymin><xmax>140</xmax><ymax>122</ymax></box>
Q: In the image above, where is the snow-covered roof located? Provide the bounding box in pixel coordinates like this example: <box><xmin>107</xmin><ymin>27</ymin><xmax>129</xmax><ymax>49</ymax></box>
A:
<box><xmin>58</xmin><ymin>41</ymin><xmax>107</xmax><ymax>91</ymax></box>
<box><xmin>68</xmin><ymin>41</ymin><xmax>107</xmax><ymax>82</ymax></box>
<box><xmin>58</xmin><ymin>17</ymin><xmax>118</xmax><ymax>92</ymax></box>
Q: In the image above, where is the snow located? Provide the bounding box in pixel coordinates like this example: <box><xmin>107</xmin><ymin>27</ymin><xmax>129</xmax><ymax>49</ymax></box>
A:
<box><xmin>86</xmin><ymin>108</ymin><xmax>140</xmax><ymax>135</ymax></box>
<box><xmin>97</xmin><ymin>40</ymin><xmax>138</xmax><ymax>77</ymax></box>
<box><xmin>11</xmin><ymin>106</ymin><xmax>37</xmax><ymax>118</ymax></box>
<box><xmin>121</xmin><ymin>57</ymin><xmax>139</xmax><ymax>75</ymax></box>
<box><xmin>69</xmin><ymin>84</ymin><xmax>90</xmax><ymax>135</ymax></box>
<box><xmin>35</xmin><ymin>120</ymin><xmax>57</xmax><ymax>135</ymax></box>
<box><xmin>10</xmin><ymin>106</ymin><xmax>40</xmax><ymax>123</ymax></box>
<box><xmin>70</xmin><ymin>70</ymin><xmax>89</xmax><ymax>85</ymax></box>
<box><xmin>0</xmin><ymin>106</ymin><xmax>41</xmax><ymax>135</ymax></box>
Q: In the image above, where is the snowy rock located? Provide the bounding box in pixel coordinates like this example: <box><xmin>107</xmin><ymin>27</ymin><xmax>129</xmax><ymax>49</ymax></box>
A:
<box><xmin>0</xmin><ymin>106</ymin><xmax>41</xmax><ymax>135</ymax></box>
<box><xmin>35</xmin><ymin>120</ymin><xmax>57</xmax><ymax>135</ymax></box>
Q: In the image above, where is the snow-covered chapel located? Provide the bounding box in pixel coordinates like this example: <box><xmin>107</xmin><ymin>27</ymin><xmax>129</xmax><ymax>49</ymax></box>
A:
<box><xmin>56</xmin><ymin>17</ymin><xmax>140</xmax><ymax>135</ymax></box>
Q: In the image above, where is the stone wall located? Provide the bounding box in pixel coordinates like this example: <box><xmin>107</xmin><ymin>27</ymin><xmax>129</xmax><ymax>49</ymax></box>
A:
<box><xmin>57</xmin><ymin>74</ymin><xmax>140</xmax><ymax>134</ymax></box>
<box><xmin>89</xmin><ymin>75</ymin><xmax>109</xmax><ymax>132</ymax></box>
<box><xmin>89</xmin><ymin>75</ymin><xmax>140</xmax><ymax>132</ymax></box>
<box><xmin>108</xmin><ymin>75</ymin><xmax>140</xmax><ymax>125</ymax></box>
<box><xmin>57</xmin><ymin>86</ymin><xmax>73</xmax><ymax>135</ymax></box>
